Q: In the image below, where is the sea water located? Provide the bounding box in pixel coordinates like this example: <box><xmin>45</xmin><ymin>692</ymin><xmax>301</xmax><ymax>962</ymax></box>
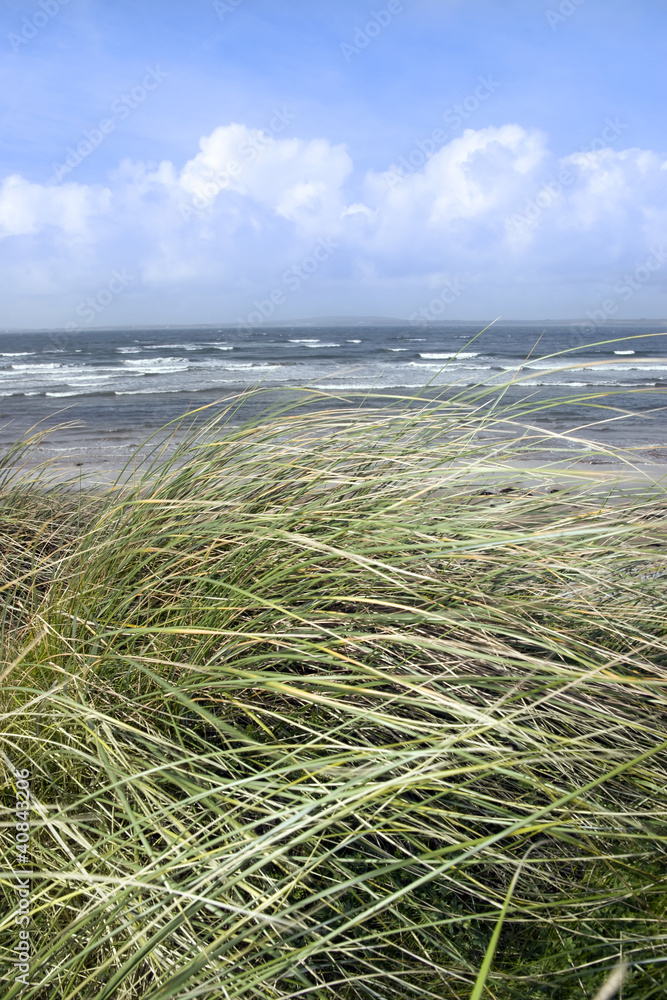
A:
<box><xmin>1</xmin><ymin>322</ymin><xmax>666</xmax><ymax>465</ymax></box>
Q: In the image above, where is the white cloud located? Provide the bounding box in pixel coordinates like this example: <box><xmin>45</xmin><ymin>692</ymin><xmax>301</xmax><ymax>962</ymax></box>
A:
<box><xmin>177</xmin><ymin>124</ymin><xmax>353</xmax><ymax>233</ymax></box>
<box><xmin>0</xmin><ymin>174</ymin><xmax>110</xmax><ymax>239</ymax></box>
<box><xmin>559</xmin><ymin>148</ymin><xmax>663</xmax><ymax>231</ymax></box>
<box><xmin>361</xmin><ymin>125</ymin><xmax>549</xmax><ymax>266</ymax></box>
<box><xmin>0</xmin><ymin>122</ymin><xmax>666</xmax><ymax>321</ymax></box>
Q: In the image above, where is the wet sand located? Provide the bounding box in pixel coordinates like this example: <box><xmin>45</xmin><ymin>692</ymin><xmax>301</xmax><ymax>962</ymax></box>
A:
<box><xmin>6</xmin><ymin>439</ymin><xmax>666</xmax><ymax>500</ymax></box>
<box><xmin>2</xmin><ymin>385</ymin><xmax>666</xmax><ymax>497</ymax></box>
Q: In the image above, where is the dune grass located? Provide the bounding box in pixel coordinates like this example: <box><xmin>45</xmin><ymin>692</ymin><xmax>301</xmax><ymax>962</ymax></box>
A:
<box><xmin>1</xmin><ymin>387</ymin><xmax>667</xmax><ymax>999</ymax></box>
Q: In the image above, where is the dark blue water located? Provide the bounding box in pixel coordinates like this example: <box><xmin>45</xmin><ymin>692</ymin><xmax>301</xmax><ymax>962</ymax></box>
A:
<box><xmin>1</xmin><ymin>322</ymin><xmax>666</xmax><ymax>463</ymax></box>
<box><xmin>2</xmin><ymin>322</ymin><xmax>666</xmax><ymax>397</ymax></box>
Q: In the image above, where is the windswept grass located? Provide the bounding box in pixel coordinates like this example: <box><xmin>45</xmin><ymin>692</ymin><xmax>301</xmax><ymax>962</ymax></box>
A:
<box><xmin>1</xmin><ymin>388</ymin><xmax>667</xmax><ymax>999</ymax></box>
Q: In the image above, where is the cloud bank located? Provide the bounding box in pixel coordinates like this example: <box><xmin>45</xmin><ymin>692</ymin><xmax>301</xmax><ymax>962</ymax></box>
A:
<box><xmin>2</xmin><ymin>122</ymin><xmax>666</xmax><ymax>325</ymax></box>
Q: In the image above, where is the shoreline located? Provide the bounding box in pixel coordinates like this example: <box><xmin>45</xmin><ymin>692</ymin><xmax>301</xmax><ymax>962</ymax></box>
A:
<box><xmin>3</xmin><ymin>384</ymin><xmax>667</xmax><ymax>496</ymax></box>
<box><xmin>8</xmin><ymin>444</ymin><xmax>667</xmax><ymax>496</ymax></box>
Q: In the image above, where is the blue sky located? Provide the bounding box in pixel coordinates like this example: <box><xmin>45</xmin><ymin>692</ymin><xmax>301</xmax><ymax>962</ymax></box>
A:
<box><xmin>1</xmin><ymin>0</ymin><xmax>666</xmax><ymax>328</ymax></box>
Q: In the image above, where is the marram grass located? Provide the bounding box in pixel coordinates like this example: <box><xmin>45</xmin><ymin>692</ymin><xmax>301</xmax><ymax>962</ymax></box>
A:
<box><xmin>1</xmin><ymin>388</ymin><xmax>667</xmax><ymax>999</ymax></box>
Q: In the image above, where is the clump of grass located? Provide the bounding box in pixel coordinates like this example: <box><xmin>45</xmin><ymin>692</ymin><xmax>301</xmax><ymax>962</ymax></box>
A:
<box><xmin>0</xmin><ymin>426</ymin><xmax>102</xmax><ymax>659</ymax></box>
<box><xmin>1</xmin><ymin>388</ymin><xmax>667</xmax><ymax>999</ymax></box>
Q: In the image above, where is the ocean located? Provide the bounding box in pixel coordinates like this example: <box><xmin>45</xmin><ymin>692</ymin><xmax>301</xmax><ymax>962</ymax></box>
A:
<box><xmin>1</xmin><ymin>322</ymin><xmax>666</xmax><ymax>469</ymax></box>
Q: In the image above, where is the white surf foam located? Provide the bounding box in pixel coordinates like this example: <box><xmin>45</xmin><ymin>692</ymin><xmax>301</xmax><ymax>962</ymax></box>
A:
<box><xmin>115</xmin><ymin>388</ymin><xmax>185</xmax><ymax>395</ymax></box>
<box><xmin>419</xmin><ymin>352</ymin><xmax>479</xmax><ymax>359</ymax></box>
